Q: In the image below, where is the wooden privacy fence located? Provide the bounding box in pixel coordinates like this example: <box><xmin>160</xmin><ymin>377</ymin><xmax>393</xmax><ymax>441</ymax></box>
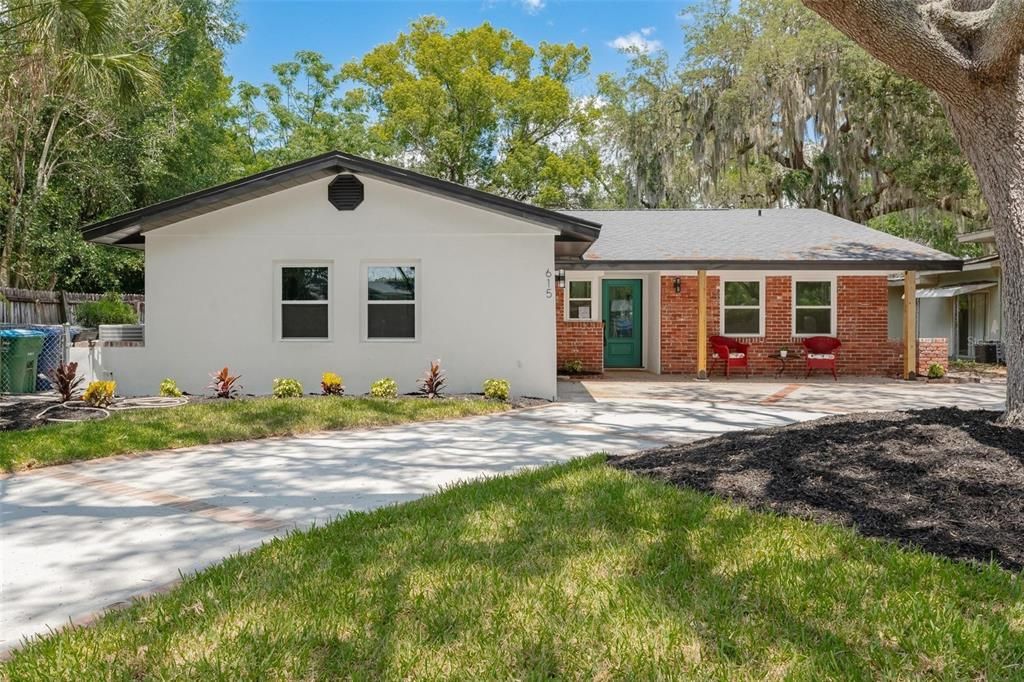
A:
<box><xmin>0</xmin><ymin>288</ymin><xmax>145</xmax><ymax>325</ymax></box>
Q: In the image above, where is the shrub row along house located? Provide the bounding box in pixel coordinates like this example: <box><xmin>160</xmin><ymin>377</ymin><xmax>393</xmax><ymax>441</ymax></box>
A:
<box><xmin>77</xmin><ymin>151</ymin><xmax>961</xmax><ymax>399</ymax></box>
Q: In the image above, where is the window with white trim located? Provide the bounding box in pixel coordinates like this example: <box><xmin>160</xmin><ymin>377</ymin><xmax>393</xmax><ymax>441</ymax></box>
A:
<box><xmin>794</xmin><ymin>279</ymin><xmax>833</xmax><ymax>335</ymax></box>
<box><xmin>366</xmin><ymin>265</ymin><xmax>416</xmax><ymax>339</ymax></box>
<box><xmin>722</xmin><ymin>280</ymin><xmax>762</xmax><ymax>335</ymax></box>
<box><xmin>567</xmin><ymin>280</ymin><xmax>593</xmax><ymax>320</ymax></box>
<box><xmin>280</xmin><ymin>265</ymin><xmax>330</xmax><ymax>339</ymax></box>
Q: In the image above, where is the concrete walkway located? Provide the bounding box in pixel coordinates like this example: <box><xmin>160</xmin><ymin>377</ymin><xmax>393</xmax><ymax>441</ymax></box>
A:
<box><xmin>0</xmin><ymin>378</ymin><xmax>1006</xmax><ymax>652</ymax></box>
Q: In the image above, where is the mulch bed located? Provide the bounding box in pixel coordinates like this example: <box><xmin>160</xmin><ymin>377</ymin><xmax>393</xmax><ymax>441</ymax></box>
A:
<box><xmin>609</xmin><ymin>407</ymin><xmax>1024</xmax><ymax>571</ymax></box>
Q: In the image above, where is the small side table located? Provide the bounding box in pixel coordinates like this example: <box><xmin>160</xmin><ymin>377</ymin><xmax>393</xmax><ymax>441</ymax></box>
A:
<box><xmin>769</xmin><ymin>352</ymin><xmax>797</xmax><ymax>377</ymax></box>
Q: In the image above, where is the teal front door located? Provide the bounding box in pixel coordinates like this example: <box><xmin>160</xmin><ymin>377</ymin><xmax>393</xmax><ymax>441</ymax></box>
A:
<box><xmin>602</xmin><ymin>279</ymin><xmax>643</xmax><ymax>368</ymax></box>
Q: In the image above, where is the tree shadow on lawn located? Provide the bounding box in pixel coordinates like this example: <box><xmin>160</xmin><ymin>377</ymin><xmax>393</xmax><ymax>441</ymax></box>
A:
<box><xmin>8</xmin><ymin>458</ymin><xmax>1021</xmax><ymax>679</ymax></box>
<box><xmin>610</xmin><ymin>406</ymin><xmax>1024</xmax><ymax>571</ymax></box>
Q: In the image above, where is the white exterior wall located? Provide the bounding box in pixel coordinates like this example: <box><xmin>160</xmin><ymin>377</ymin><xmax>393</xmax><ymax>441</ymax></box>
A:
<box><xmin>97</xmin><ymin>175</ymin><xmax>558</xmax><ymax>399</ymax></box>
<box><xmin>645</xmin><ymin>272</ymin><xmax>661</xmax><ymax>374</ymax></box>
<box><xmin>889</xmin><ymin>285</ymin><xmax>953</xmax><ymax>346</ymax></box>
<box><xmin>887</xmin><ymin>264</ymin><xmax>1002</xmax><ymax>358</ymax></box>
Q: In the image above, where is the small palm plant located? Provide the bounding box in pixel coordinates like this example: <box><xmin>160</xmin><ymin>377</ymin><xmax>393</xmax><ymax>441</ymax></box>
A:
<box><xmin>418</xmin><ymin>359</ymin><xmax>447</xmax><ymax>399</ymax></box>
<box><xmin>44</xmin><ymin>362</ymin><xmax>84</xmax><ymax>402</ymax></box>
<box><xmin>208</xmin><ymin>367</ymin><xmax>242</xmax><ymax>399</ymax></box>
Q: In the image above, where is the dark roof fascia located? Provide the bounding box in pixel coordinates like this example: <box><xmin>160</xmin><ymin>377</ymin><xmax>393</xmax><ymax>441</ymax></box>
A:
<box><xmin>557</xmin><ymin>258</ymin><xmax>965</xmax><ymax>272</ymax></box>
<box><xmin>82</xmin><ymin>154</ymin><xmax>342</xmax><ymax>242</ymax></box>
<box><xmin>82</xmin><ymin>151</ymin><xmax>602</xmax><ymax>245</ymax></box>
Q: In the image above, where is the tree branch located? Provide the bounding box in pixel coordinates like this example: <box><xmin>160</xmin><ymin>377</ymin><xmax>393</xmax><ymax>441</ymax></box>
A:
<box><xmin>804</xmin><ymin>0</ymin><xmax>1024</xmax><ymax>90</ymax></box>
<box><xmin>972</xmin><ymin>0</ymin><xmax>1024</xmax><ymax>76</ymax></box>
<box><xmin>801</xmin><ymin>0</ymin><xmax>975</xmax><ymax>94</ymax></box>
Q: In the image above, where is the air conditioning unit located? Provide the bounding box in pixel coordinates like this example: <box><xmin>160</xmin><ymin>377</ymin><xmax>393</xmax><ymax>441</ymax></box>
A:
<box><xmin>98</xmin><ymin>324</ymin><xmax>145</xmax><ymax>343</ymax></box>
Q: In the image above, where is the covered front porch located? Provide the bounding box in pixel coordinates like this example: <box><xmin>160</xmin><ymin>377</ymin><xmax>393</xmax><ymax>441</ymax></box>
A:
<box><xmin>556</xmin><ymin>269</ymin><xmax>931</xmax><ymax>381</ymax></box>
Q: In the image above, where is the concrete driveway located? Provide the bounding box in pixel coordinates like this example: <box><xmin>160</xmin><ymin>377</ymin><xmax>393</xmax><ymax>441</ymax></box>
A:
<box><xmin>0</xmin><ymin>378</ymin><xmax>1006</xmax><ymax>653</ymax></box>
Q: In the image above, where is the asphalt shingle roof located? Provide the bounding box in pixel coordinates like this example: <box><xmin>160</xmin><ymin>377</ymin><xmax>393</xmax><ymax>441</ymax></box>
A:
<box><xmin>560</xmin><ymin>208</ymin><xmax>959</xmax><ymax>270</ymax></box>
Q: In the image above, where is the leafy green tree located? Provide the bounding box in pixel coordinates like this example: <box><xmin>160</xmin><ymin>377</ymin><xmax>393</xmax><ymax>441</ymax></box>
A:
<box><xmin>342</xmin><ymin>17</ymin><xmax>600</xmax><ymax>206</ymax></box>
<box><xmin>235</xmin><ymin>51</ymin><xmax>384</xmax><ymax>171</ymax></box>
<box><xmin>596</xmin><ymin>53</ymin><xmax>696</xmax><ymax>208</ymax></box>
<box><xmin>0</xmin><ymin>0</ymin><xmax>180</xmax><ymax>287</ymax></box>
<box><xmin>1</xmin><ymin>0</ymin><xmax>243</xmax><ymax>292</ymax></box>
<box><xmin>598</xmin><ymin>0</ymin><xmax>986</xmax><ymax>232</ymax></box>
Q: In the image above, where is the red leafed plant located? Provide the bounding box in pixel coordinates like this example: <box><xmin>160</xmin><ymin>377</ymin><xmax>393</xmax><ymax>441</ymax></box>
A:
<box><xmin>208</xmin><ymin>367</ymin><xmax>242</xmax><ymax>399</ymax></box>
<box><xmin>44</xmin><ymin>362</ymin><xmax>84</xmax><ymax>402</ymax></box>
<box><xmin>418</xmin><ymin>359</ymin><xmax>446</xmax><ymax>399</ymax></box>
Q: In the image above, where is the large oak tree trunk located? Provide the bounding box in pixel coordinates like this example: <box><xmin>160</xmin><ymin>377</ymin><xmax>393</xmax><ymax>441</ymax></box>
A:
<box><xmin>941</xmin><ymin>69</ymin><xmax>1024</xmax><ymax>423</ymax></box>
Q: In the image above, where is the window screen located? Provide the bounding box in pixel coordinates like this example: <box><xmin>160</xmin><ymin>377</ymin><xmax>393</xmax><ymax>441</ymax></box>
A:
<box><xmin>281</xmin><ymin>266</ymin><xmax>329</xmax><ymax>339</ymax></box>
<box><xmin>722</xmin><ymin>280</ymin><xmax>761</xmax><ymax>335</ymax></box>
<box><xmin>794</xmin><ymin>280</ymin><xmax>833</xmax><ymax>335</ymax></box>
<box><xmin>367</xmin><ymin>266</ymin><xmax>416</xmax><ymax>339</ymax></box>
<box><xmin>568</xmin><ymin>280</ymin><xmax>593</xmax><ymax>320</ymax></box>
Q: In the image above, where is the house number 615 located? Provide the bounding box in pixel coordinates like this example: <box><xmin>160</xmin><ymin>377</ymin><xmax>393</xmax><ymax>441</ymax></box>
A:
<box><xmin>545</xmin><ymin>269</ymin><xmax>553</xmax><ymax>298</ymax></box>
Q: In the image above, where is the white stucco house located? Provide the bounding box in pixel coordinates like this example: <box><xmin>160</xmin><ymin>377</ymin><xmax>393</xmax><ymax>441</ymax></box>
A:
<box><xmin>76</xmin><ymin>151</ymin><xmax>960</xmax><ymax>398</ymax></box>
<box><xmin>77</xmin><ymin>153</ymin><xmax>600</xmax><ymax>399</ymax></box>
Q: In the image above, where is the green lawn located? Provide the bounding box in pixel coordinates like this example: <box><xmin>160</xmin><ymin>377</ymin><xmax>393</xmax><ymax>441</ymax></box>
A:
<box><xmin>4</xmin><ymin>458</ymin><xmax>1022</xmax><ymax>680</ymax></box>
<box><xmin>0</xmin><ymin>397</ymin><xmax>508</xmax><ymax>472</ymax></box>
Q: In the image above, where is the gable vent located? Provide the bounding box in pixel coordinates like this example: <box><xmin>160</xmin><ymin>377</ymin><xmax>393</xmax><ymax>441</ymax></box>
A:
<box><xmin>328</xmin><ymin>174</ymin><xmax>364</xmax><ymax>210</ymax></box>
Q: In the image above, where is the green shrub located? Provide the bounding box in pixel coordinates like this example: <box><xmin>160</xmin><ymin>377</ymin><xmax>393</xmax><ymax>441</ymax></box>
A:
<box><xmin>159</xmin><ymin>378</ymin><xmax>183</xmax><ymax>398</ymax></box>
<box><xmin>928</xmin><ymin>363</ymin><xmax>946</xmax><ymax>379</ymax></box>
<box><xmin>83</xmin><ymin>380</ymin><xmax>116</xmax><ymax>407</ymax></box>
<box><xmin>483</xmin><ymin>378</ymin><xmax>510</xmax><ymax>401</ymax></box>
<box><xmin>75</xmin><ymin>293</ymin><xmax>139</xmax><ymax>327</ymax></box>
<box><xmin>370</xmin><ymin>377</ymin><xmax>398</xmax><ymax>399</ymax></box>
<box><xmin>562</xmin><ymin>359</ymin><xmax>585</xmax><ymax>374</ymax></box>
<box><xmin>272</xmin><ymin>377</ymin><xmax>304</xmax><ymax>398</ymax></box>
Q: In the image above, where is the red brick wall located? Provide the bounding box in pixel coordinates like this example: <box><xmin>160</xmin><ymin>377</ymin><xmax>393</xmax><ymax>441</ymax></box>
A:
<box><xmin>917</xmin><ymin>338</ymin><xmax>950</xmax><ymax>375</ymax></box>
<box><xmin>835</xmin><ymin>276</ymin><xmax>903</xmax><ymax>376</ymax></box>
<box><xmin>555</xmin><ymin>286</ymin><xmax>603</xmax><ymax>373</ymax></box>
<box><xmin>661</xmin><ymin>275</ymin><xmax>697</xmax><ymax>373</ymax></box>
<box><xmin>660</xmin><ymin>274</ymin><xmax>904</xmax><ymax>377</ymax></box>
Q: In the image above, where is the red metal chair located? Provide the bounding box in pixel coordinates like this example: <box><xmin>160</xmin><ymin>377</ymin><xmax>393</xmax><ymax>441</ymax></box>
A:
<box><xmin>709</xmin><ymin>335</ymin><xmax>751</xmax><ymax>378</ymax></box>
<box><xmin>802</xmin><ymin>336</ymin><xmax>842</xmax><ymax>380</ymax></box>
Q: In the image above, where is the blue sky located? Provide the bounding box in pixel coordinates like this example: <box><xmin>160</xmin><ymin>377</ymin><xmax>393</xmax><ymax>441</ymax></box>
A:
<box><xmin>225</xmin><ymin>1</ymin><xmax>693</xmax><ymax>93</ymax></box>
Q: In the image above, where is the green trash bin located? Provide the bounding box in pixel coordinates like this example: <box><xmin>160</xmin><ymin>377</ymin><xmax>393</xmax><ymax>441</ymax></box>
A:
<box><xmin>1</xmin><ymin>329</ymin><xmax>46</xmax><ymax>393</ymax></box>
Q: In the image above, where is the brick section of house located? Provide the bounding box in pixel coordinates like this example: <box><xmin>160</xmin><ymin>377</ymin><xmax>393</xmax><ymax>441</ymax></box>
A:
<box><xmin>555</xmin><ymin>286</ymin><xmax>603</xmax><ymax>373</ymax></box>
<box><xmin>917</xmin><ymin>338</ymin><xmax>950</xmax><ymax>375</ymax></box>
<box><xmin>835</xmin><ymin>276</ymin><xmax>903</xmax><ymax>377</ymax></box>
<box><xmin>661</xmin><ymin>274</ymin><xmax>904</xmax><ymax>377</ymax></box>
<box><xmin>660</xmin><ymin>275</ymin><xmax>693</xmax><ymax>373</ymax></box>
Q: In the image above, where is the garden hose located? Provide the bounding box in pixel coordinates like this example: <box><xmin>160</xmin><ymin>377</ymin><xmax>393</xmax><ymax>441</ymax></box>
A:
<box><xmin>34</xmin><ymin>396</ymin><xmax>189</xmax><ymax>423</ymax></box>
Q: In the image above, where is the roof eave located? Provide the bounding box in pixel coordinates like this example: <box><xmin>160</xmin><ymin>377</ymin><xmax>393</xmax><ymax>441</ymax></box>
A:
<box><xmin>82</xmin><ymin>151</ymin><xmax>602</xmax><ymax>246</ymax></box>
<box><xmin>557</xmin><ymin>258</ymin><xmax>964</xmax><ymax>272</ymax></box>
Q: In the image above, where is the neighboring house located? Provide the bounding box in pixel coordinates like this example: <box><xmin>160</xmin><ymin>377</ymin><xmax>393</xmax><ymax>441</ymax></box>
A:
<box><xmin>888</xmin><ymin>229</ymin><xmax>1003</xmax><ymax>363</ymax></box>
<box><xmin>76</xmin><ymin>151</ymin><xmax>960</xmax><ymax>398</ymax></box>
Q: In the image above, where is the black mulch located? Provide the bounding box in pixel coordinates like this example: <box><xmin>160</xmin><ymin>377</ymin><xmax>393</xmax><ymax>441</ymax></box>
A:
<box><xmin>608</xmin><ymin>407</ymin><xmax>1024</xmax><ymax>571</ymax></box>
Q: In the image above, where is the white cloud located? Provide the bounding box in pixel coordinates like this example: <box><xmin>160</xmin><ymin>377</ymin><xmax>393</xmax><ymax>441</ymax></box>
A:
<box><xmin>520</xmin><ymin>0</ymin><xmax>545</xmax><ymax>13</ymax></box>
<box><xmin>609</xmin><ymin>28</ymin><xmax>662</xmax><ymax>54</ymax></box>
